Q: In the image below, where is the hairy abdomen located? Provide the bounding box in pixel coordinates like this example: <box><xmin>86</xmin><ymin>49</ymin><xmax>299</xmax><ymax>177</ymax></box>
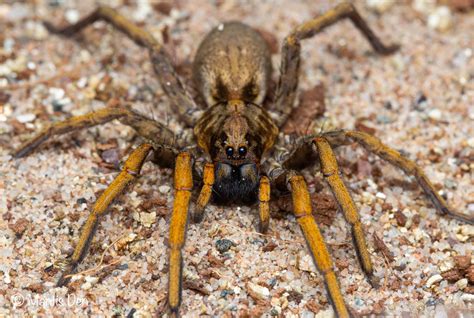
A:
<box><xmin>193</xmin><ymin>22</ymin><xmax>272</xmax><ymax>106</ymax></box>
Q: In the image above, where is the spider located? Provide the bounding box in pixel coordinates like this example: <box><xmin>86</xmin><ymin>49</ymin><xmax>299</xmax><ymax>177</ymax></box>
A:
<box><xmin>13</xmin><ymin>2</ymin><xmax>473</xmax><ymax>317</ymax></box>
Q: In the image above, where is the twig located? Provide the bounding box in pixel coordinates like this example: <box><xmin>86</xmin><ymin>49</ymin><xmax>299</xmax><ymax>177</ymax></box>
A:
<box><xmin>64</xmin><ymin>233</ymin><xmax>128</xmax><ymax>279</ymax></box>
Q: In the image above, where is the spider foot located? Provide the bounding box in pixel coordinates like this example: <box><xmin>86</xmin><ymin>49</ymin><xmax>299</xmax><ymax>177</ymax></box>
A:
<box><xmin>56</xmin><ymin>261</ymin><xmax>77</xmax><ymax>287</ymax></box>
<box><xmin>378</xmin><ymin>43</ymin><xmax>400</xmax><ymax>55</ymax></box>
<box><xmin>367</xmin><ymin>274</ymin><xmax>381</xmax><ymax>289</ymax></box>
<box><xmin>258</xmin><ymin>219</ymin><xmax>269</xmax><ymax>234</ymax></box>
<box><xmin>190</xmin><ymin>209</ymin><xmax>204</xmax><ymax>224</ymax></box>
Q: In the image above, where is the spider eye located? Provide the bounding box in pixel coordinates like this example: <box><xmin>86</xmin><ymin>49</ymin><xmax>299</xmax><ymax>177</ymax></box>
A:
<box><xmin>226</xmin><ymin>147</ymin><xmax>234</xmax><ymax>157</ymax></box>
<box><xmin>238</xmin><ymin>146</ymin><xmax>247</xmax><ymax>157</ymax></box>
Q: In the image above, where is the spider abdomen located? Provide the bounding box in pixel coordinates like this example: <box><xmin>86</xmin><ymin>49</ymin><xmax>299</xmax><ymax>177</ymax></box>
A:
<box><xmin>193</xmin><ymin>21</ymin><xmax>272</xmax><ymax>106</ymax></box>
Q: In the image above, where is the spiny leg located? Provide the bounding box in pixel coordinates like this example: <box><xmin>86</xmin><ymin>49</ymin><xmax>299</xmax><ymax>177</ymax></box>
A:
<box><xmin>282</xmin><ymin>130</ymin><xmax>473</xmax><ymax>224</ymax></box>
<box><xmin>274</xmin><ymin>2</ymin><xmax>399</xmax><ymax>127</ymax></box>
<box><xmin>343</xmin><ymin>130</ymin><xmax>473</xmax><ymax>224</ymax></box>
<box><xmin>45</xmin><ymin>6</ymin><xmax>200</xmax><ymax>126</ymax></box>
<box><xmin>313</xmin><ymin>137</ymin><xmax>376</xmax><ymax>286</ymax></box>
<box><xmin>168</xmin><ymin>152</ymin><xmax>193</xmax><ymax>316</ymax></box>
<box><xmin>13</xmin><ymin>106</ymin><xmax>175</xmax><ymax>158</ymax></box>
<box><xmin>258</xmin><ymin>175</ymin><xmax>271</xmax><ymax>233</ymax></box>
<box><xmin>57</xmin><ymin>143</ymin><xmax>153</xmax><ymax>286</ymax></box>
<box><xmin>14</xmin><ymin>107</ymin><xmax>126</xmax><ymax>158</ymax></box>
<box><xmin>287</xmin><ymin>173</ymin><xmax>350</xmax><ymax>318</ymax></box>
<box><xmin>192</xmin><ymin>162</ymin><xmax>214</xmax><ymax>223</ymax></box>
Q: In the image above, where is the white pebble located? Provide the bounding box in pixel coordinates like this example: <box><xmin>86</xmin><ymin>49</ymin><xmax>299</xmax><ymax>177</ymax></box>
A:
<box><xmin>366</xmin><ymin>0</ymin><xmax>394</xmax><ymax>13</ymax></box>
<box><xmin>428</xmin><ymin>109</ymin><xmax>442</xmax><ymax>120</ymax></box>
<box><xmin>426</xmin><ymin>274</ymin><xmax>443</xmax><ymax>287</ymax></box>
<box><xmin>81</xmin><ymin>276</ymin><xmax>99</xmax><ymax>290</ymax></box>
<box><xmin>65</xmin><ymin>9</ymin><xmax>80</xmax><ymax>24</ymax></box>
<box><xmin>140</xmin><ymin>211</ymin><xmax>156</xmax><ymax>228</ymax></box>
<box><xmin>298</xmin><ymin>254</ymin><xmax>315</xmax><ymax>272</ymax></box>
<box><xmin>468</xmin><ymin>203</ymin><xmax>474</xmax><ymax>214</ymax></box>
<box><xmin>315</xmin><ymin>308</ymin><xmax>335</xmax><ymax>318</ymax></box>
<box><xmin>16</xmin><ymin>113</ymin><xmax>36</xmax><ymax>123</ymax></box>
<box><xmin>375</xmin><ymin>192</ymin><xmax>386</xmax><ymax>200</ymax></box>
<box><xmin>428</xmin><ymin>6</ymin><xmax>453</xmax><ymax>32</ymax></box>
<box><xmin>49</xmin><ymin>87</ymin><xmax>65</xmax><ymax>100</ymax></box>
<box><xmin>247</xmin><ymin>282</ymin><xmax>270</xmax><ymax>299</ymax></box>
<box><xmin>461</xmin><ymin>293</ymin><xmax>474</xmax><ymax>302</ymax></box>
<box><xmin>413</xmin><ymin>0</ymin><xmax>437</xmax><ymax>14</ymax></box>
<box><xmin>455</xmin><ymin>278</ymin><xmax>468</xmax><ymax>290</ymax></box>
<box><xmin>159</xmin><ymin>185</ymin><xmax>171</xmax><ymax>194</ymax></box>
<box><xmin>439</xmin><ymin>260</ymin><xmax>454</xmax><ymax>272</ymax></box>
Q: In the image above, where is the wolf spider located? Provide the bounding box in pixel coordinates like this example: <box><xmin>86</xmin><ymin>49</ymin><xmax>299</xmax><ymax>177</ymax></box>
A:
<box><xmin>14</xmin><ymin>2</ymin><xmax>473</xmax><ymax>317</ymax></box>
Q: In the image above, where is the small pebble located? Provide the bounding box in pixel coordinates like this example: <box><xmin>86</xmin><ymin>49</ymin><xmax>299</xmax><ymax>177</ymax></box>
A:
<box><xmin>270</xmin><ymin>307</ymin><xmax>280</xmax><ymax>316</ymax></box>
<box><xmin>315</xmin><ymin>309</ymin><xmax>335</xmax><ymax>318</ymax></box>
<box><xmin>428</xmin><ymin>6</ymin><xmax>453</xmax><ymax>32</ymax></box>
<box><xmin>65</xmin><ymin>9</ymin><xmax>80</xmax><ymax>23</ymax></box>
<box><xmin>220</xmin><ymin>289</ymin><xmax>234</xmax><ymax>298</ymax></box>
<box><xmin>101</xmin><ymin>148</ymin><xmax>120</xmax><ymax>166</ymax></box>
<box><xmin>467</xmin><ymin>138</ymin><xmax>474</xmax><ymax>148</ymax></box>
<box><xmin>366</xmin><ymin>0</ymin><xmax>394</xmax><ymax>13</ymax></box>
<box><xmin>354</xmin><ymin>297</ymin><xmax>365</xmax><ymax>307</ymax></box>
<box><xmin>140</xmin><ymin>211</ymin><xmax>156</xmax><ymax>228</ymax></box>
<box><xmin>81</xmin><ymin>276</ymin><xmax>99</xmax><ymax>290</ymax></box>
<box><xmin>16</xmin><ymin>113</ymin><xmax>36</xmax><ymax>123</ymax></box>
<box><xmin>375</xmin><ymin>192</ymin><xmax>386</xmax><ymax>200</ymax></box>
<box><xmin>116</xmin><ymin>263</ymin><xmax>128</xmax><ymax>270</ymax></box>
<box><xmin>158</xmin><ymin>185</ymin><xmax>171</xmax><ymax>194</ymax></box>
<box><xmin>49</xmin><ymin>87</ymin><xmax>65</xmax><ymax>100</ymax></box>
<box><xmin>468</xmin><ymin>203</ymin><xmax>474</xmax><ymax>214</ymax></box>
<box><xmin>413</xmin><ymin>0</ymin><xmax>437</xmax><ymax>14</ymax></box>
<box><xmin>215</xmin><ymin>239</ymin><xmax>234</xmax><ymax>254</ymax></box>
<box><xmin>443</xmin><ymin>179</ymin><xmax>457</xmax><ymax>190</ymax></box>
<box><xmin>428</xmin><ymin>109</ymin><xmax>442</xmax><ymax>120</ymax></box>
<box><xmin>298</xmin><ymin>254</ymin><xmax>315</xmax><ymax>272</ymax></box>
<box><xmin>247</xmin><ymin>282</ymin><xmax>270</xmax><ymax>299</ymax></box>
<box><xmin>455</xmin><ymin>278</ymin><xmax>468</xmax><ymax>290</ymax></box>
<box><xmin>426</xmin><ymin>297</ymin><xmax>440</xmax><ymax>306</ymax></box>
<box><xmin>426</xmin><ymin>274</ymin><xmax>443</xmax><ymax>287</ymax></box>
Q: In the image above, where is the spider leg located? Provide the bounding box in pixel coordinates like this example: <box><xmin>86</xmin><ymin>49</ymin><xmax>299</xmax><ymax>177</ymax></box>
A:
<box><xmin>192</xmin><ymin>162</ymin><xmax>214</xmax><ymax>223</ymax></box>
<box><xmin>13</xmin><ymin>105</ymin><xmax>175</xmax><ymax>159</ymax></box>
<box><xmin>258</xmin><ymin>175</ymin><xmax>271</xmax><ymax>233</ymax></box>
<box><xmin>313</xmin><ymin>137</ymin><xmax>376</xmax><ymax>286</ymax></box>
<box><xmin>282</xmin><ymin>130</ymin><xmax>473</xmax><ymax>224</ymax></box>
<box><xmin>57</xmin><ymin>143</ymin><xmax>153</xmax><ymax>286</ymax></box>
<box><xmin>343</xmin><ymin>130</ymin><xmax>474</xmax><ymax>224</ymax></box>
<box><xmin>44</xmin><ymin>6</ymin><xmax>200</xmax><ymax>126</ymax></box>
<box><xmin>274</xmin><ymin>2</ymin><xmax>399</xmax><ymax>127</ymax></box>
<box><xmin>286</xmin><ymin>172</ymin><xmax>350</xmax><ymax>318</ymax></box>
<box><xmin>168</xmin><ymin>152</ymin><xmax>193</xmax><ymax>316</ymax></box>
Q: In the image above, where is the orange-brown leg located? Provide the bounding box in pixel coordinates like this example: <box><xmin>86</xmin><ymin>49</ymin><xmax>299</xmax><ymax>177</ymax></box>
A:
<box><xmin>344</xmin><ymin>130</ymin><xmax>473</xmax><ymax>224</ymax></box>
<box><xmin>288</xmin><ymin>173</ymin><xmax>350</xmax><ymax>318</ymax></box>
<box><xmin>282</xmin><ymin>130</ymin><xmax>473</xmax><ymax>224</ymax></box>
<box><xmin>44</xmin><ymin>6</ymin><xmax>200</xmax><ymax>126</ymax></box>
<box><xmin>258</xmin><ymin>175</ymin><xmax>271</xmax><ymax>233</ymax></box>
<box><xmin>313</xmin><ymin>137</ymin><xmax>376</xmax><ymax>286</ymax></box>
<box><xmin>168</xmin><ymin>152</ymin><xmax>193</xmax><ymax>316</ymax></box>
<box><xmin>274</xmin><ymin>2</ymin><xmax>398</xmax><ymax>127</ymax></box>
<box><xmin>57</xmin><ymin>143</ymin><xmax>153</xmax><ymax>286</ymax></box>
<box><xmin>13</xmin><ymin>106</ymin><xmax>175</xmax><ymax>158</ymax></box>
<box><xmin>192</xmin><ymin>162</ymin><xmax>214</xmax><ymax>223</ymax></box>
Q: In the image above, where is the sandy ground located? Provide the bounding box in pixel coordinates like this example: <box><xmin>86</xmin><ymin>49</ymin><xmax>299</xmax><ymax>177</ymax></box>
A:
<box><xmin>1</xmin><ymin>0</ymin><xmax>473</xmax><ymax>317</ymax></box>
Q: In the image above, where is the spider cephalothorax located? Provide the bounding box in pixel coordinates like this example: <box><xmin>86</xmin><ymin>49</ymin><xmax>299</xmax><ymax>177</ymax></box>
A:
<box><xmin>194</xmin><ymin>100</ymin><xmax>278</xmax><ymax>203</ymax></box>
<box><xmin>13</xmin><ymin>3</ymin><xmax>473</xmax><ymax>318</ymax></box>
